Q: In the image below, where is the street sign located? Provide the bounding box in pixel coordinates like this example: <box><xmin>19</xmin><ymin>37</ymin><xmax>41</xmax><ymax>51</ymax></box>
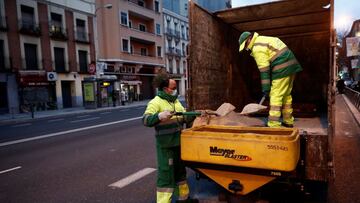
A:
<box><xmin>88</xmin><ymin>63</ymin><xmax>96</xmax><ymax>74</ymax></box>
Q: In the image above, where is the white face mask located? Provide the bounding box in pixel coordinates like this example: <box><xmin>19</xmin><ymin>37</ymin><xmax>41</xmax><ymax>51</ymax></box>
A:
<box><xmin>171</xmin><ymin>89</ymin><xmax>178</xmax><ymax>96</ymax></box>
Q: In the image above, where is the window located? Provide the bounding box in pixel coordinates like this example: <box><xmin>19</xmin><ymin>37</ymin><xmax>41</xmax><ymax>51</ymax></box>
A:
<box><xmin>157</xmin><ymin>46</ymin><xmax>161</xmax><ymax>57</ymax></box>
<box><xmin>78</xmin><ymin>50</ymin><xmax>88</xmax><ymax>72</ymax></box>
<box><xmin>140</xmin><ymin>48</ymin><xmax>147</xmax><ymax>56</ymax></box>
<box><xmin>129</xmin><ymin>21</ymin><xmax>132</xmax><ymax>28</ymax></box>
<box><xmin>156</xmin><ymin>24</ymin><xmax>161</xmax><ymax>35</ymax></box>
<box><xmin>54</xmin><ymin>47</ymin><xmax>65</xmax><ymax>72</ymax></box>
<box><xmin>176</xmin><ymin>60</ymin><xmax>180</xmax><ymax>74</ymax></box>
<box><xmin>50</xmin><ymin>13</ymin><xmax>63</xmax><ymax>34</ymax></box>
<box><xmin>76</xmin><ymin>19</ymin><xmax>87</xmax><ymax>41</ymax></box>
<box><xmin>182</xmin><ymin>43</ymin><xmax>185</xmax><ymax>56</ymax></box>
<box><xmin>120</xmin><ymin>12</ymin><xmax>128</xmax><ymax>26</ymax></box>
<box><xmin>24</xmin><ymin>43</ymin><xmax>38</xmax><ymax>70</ymax></box>
<box><xmin>0</xmin><ymin>40</ymin><xmax>4</xmax><ymax>70</ymax></box>
<box><xmin>130</xmin><ymin>45</ymin><xmax>133</xmax><ymax>54</ymax></box>
<box><xmin>139</xmin><ymin>24</ymin><xmax>146</xmax><ymax>32</ymax></box>
<box><xmin>51</xmin><ymin>13</ymin><xmax>62</xmax><ymax>27</ymax></box>
<box><xmin>138</xmin><ymin>0</ymin><xmax>145</xmax><ymax>7</ymax></box>
<box><xmin>155</xmin><ymin>1</ymin><xmax>160</xmax><ymax>12</ymax></box>
<box><xmin>122</xmin><ymin>39</ymin><xmax>129</xmax><ymax>52</ymax></box>
<box><xmin>21</xmin><ymin>5</ymin><xmax>35</xmax><ymax>28</ymax></box>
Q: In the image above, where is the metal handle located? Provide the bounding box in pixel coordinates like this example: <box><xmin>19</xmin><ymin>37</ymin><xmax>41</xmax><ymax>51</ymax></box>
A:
<box><xmin>259</xmin><ymin>95</ymin><xmax>266</xmax><ymax>105</ymax></box>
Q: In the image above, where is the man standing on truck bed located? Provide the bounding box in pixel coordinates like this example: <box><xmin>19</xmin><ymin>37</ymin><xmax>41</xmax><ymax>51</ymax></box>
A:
<box><xmin>142</xmin><ymin>74</ymin><xmax>198</xmax><ymax>203</ymax></box>
<box><xmin>239</xmin><ymin>31</ymin><xmax>302</xmax><ymax>127</ymax></box>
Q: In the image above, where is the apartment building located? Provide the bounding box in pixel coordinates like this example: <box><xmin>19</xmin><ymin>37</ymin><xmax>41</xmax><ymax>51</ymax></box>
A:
<box><xmin>97</xmin><ymin>0</ymin><xmax>165</xmax><ymax>100</ymax></box>
<box><xmin>163</xmin><ymin>8</ymin><xmax>188</xmax><ymax>96</ymax></box>
<box><xmin>0</xmin><ymin>0</ymin><xmax>96</xmax><ymax>114</ymax></box>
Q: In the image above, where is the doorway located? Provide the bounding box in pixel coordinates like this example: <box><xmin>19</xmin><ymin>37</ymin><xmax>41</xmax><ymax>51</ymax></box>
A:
<box><xmin>61</xmin><ymin>81</ymin><xmax>72</xmax><ymax>108</ymax></box>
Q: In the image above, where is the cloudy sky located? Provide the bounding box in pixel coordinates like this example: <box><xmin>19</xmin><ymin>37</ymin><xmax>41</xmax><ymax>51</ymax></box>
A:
<box><xmin>231</xmin><ymin>0</ymin><xmax>360</xmax><ymax>31</ymax></box>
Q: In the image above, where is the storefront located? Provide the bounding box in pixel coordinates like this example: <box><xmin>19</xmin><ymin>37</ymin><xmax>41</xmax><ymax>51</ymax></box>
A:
<box><xmin>17</xmin><ymin>71</ymin><xmax>57</xmax><ymax>112</ymax></box>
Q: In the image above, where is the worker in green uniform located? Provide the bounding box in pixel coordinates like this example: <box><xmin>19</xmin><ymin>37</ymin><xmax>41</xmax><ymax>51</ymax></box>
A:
<box><xmin>239</xmin><ymin>31</ymin><xmax>302</xmax><ymax>127</ymax></box>
<box><xmin>143</xmin><ymin>76</ymin><xmax>198</xmax><ymax>203</ymax></box>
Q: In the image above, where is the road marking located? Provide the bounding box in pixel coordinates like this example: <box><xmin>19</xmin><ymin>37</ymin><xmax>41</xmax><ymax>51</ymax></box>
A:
<box><xmin>109</xmin><ymin>168</ymin><xmax>156</xmax><ymax>189</ymax></box>
<box><xmin>76</xmin><ymin>115</ymin><xmax>91</xmax><ymax>118</ymax></box>
<box><xmin>0</xmin><ymin>166</ymin><xmax>22</xmax><ymax>175</ymax></box>
<box><xmin>0</xmin><ymin>116</ymin><xmax>142</xmax><ymax>147</ymax></box>
<box><xmin>11</xmin><ymin>123</ymin><xmax>31</xmax><ymax>128</ymax></box>
<box><xmin>70</xmin><ymin>117</ymin><xmax>100</xmax><ymax>123</ymax></box>
<box><xmin>100</xmin><ymin>112</ymin><xmax>111</xmax><ymax>115</ymax></box>
<box><xmin>48</xmin><ymin>118</ymin><xmax>64</xmax><ymax>123</ymax></box>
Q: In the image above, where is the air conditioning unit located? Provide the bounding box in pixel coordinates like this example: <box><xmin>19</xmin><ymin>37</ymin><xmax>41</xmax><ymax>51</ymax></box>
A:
<box><xmin>47</xmin><ymin>72</ymin><xmax>58</xmax><ymax>81</ymax></box>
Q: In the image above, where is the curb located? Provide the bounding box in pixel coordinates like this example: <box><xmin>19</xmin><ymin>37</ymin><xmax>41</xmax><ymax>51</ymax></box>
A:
<box><xmin>0</xmin><ymin>103</ymin><xmax>148</xmax><ymax>126</ymax></box>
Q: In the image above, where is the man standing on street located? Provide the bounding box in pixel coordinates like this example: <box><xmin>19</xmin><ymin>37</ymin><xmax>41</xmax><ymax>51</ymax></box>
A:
<box><xmin>239</xmin><ymin>31</ymin><xmax>302</xmax><ymax>127</ymax></box>
<box><xmin>142</xmin><ymin>75</ymin><xmax>198</xmax><ymax>203</ymax></box>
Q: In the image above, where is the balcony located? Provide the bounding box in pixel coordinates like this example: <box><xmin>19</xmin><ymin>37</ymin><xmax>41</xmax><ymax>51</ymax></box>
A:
<box><xmin>165</xmin><ymin>28</ymin><xmax>180</xmax><ymax>40</ymax></box>
<box><xmin>166</xmin><ymin>47</ymin><xmax>182</xmax><ymax>57</ymax></box>
<box><xmin>21</xmin><ymin>58</ymin><xmax>41</xmax><ymax>70</ymax></box>
<box><xmin>127</xmin><ymin>0</ymin><xmax>160</xmax><ymax>20</ymax></box>
<box><xmin>18</xmin><ymin>20</ymin><xmax>41</xmax><ymax>36</ymax></box>
<box><xmin>0</xmin><ymin>16</ymin><xmax>7</xmax><ymax>31</ymax></box>
<box><xmin>49</xmin><ymin>24</ymin><xmax>67</xmax><ymax>41</ymax></box>
<box><xmin>51</xmin><ymin>60</ymin><xmax>70</xmax><ymax>73</ymax></box>
<box><xmin>74</xmin><ymin>30</ymin><xmax>90</xmax><ymax>43</ymax></box>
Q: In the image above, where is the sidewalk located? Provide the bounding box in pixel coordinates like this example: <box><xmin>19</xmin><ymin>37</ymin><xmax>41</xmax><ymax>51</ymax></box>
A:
<box><xmin>0</xmin><ymin>100</ymin><xmax>148</xmax><ymax>125</ymax></box>
<box><xmin>328</xmin><ymin>94</ymin><xmax>360</xmax><ymax>203</ymax></box>
<box><xmin>0</xmin><ymin>96</ymin><xmax>185</xmax><ymax>125</ymax></box>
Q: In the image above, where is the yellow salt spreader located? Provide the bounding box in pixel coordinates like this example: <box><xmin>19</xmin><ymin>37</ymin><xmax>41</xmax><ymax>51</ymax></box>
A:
<box><xmin>181</xmin><ymin>125</ymin><xmax>300</xmax><ymax>195</ymax></box>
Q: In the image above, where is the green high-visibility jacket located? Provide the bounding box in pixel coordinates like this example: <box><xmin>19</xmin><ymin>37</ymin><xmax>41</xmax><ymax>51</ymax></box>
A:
<box><xmin>248</xmin><ymin>32</ymin><xmax>303</xmax><ymax>92</ymax></box>
<box><xmin>142</xmin><ymin>91</ymin><xmax>195</xmax><ymax>148</ymax></box>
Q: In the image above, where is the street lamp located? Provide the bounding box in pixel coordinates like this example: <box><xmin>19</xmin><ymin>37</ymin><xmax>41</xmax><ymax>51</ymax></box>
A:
<box><xmin>96</xmin><ymin>3</ymin><xmax>112</xmax><ymax>13</ymax></box>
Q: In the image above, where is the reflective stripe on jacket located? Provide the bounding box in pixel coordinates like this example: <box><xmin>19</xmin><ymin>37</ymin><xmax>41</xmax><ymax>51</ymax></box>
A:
<box><xmin>143</xmin><ymin>94</ymin><xmax>186</xmax><ymax>148</ymax></box>
<box><xmin>248</xmin><ymin>32</ymin><xmax>302</xmax><ymax>92</ymax></box>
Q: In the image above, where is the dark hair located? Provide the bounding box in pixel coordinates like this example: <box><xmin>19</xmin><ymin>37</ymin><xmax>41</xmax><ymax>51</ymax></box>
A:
<box><xmin>159</xmin><ymin>78</ymin><xmax>169</xmax><ymax>90</ymax></box>
<box><xmin>152</xmin><ymin>69</ymin><xmax>170</xmax><ymax>90</ymax></box>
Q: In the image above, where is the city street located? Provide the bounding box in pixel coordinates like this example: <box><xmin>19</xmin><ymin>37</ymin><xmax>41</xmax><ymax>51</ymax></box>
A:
<box><xmin>0</xmin><ymin>106</ymin><xmax>222</xmax><ymax>203</ymax></box>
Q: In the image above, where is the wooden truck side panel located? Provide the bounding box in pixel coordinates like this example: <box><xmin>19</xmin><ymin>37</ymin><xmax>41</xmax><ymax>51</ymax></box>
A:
<box><xmin>188</xmin><ymin>0</ymin><xmax>334</xmax><ymax>182</ymax></box>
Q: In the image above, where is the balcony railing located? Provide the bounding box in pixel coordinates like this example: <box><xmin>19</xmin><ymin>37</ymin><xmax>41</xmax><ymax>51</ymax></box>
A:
<box><xmin>21</xmin><ymin>58</ymin><xmax>41</xmax><ymax>70</ymax></box>
<box><xmin>165</xmin><ymin>28</ymin><xmax>180</xmax><ymax>39</ymax></box>
<box><xmin>0</xmin><ymin>16</ymin><xmax>7</xmax><ymax>31</ymax></box>
<box><xmin>130</xmin><ymin>26</ymin><xmax>155</xmax><ymax>35</ymax></box>
<box><xmin>51</xmin><ymin>60</ymin><xmax>70</xmax><ymax>73</ymax></box>
<box><xmin>344</xmin><ymin>86</ymin><xmax>360</xmax><ymax>112</ymax></box>
<box><xmin>49</xmin><ymin>24</ymin><xmax>67</xmax><ymax>40</ymax></box>
<box><xmin>128</xmin><ymin>0</ymin><xmax>155</xmax><ymax>12</ymax></box>
<box><xmin>78</xmin><ymin>62</ymin><xmax>90</xmax><ymax>73</ymax></box>
<box><xmin>166</xmin><ymin>47</ymin><xmax>182</xmax><ymax>57</ymax></box>
<box><xmin>18</xmin><ymin>20</ymin><xmax>41</xmax><ymax>36</ymax></box>
<box><xmin>130</xmin><ymin>51</ymin><xmax>156</xmax><ymax>58</ymax></box>
<box><xmin>74</xmin><ymin>30</ymin><xmax>89</xmax><ymax>43</ymax></box>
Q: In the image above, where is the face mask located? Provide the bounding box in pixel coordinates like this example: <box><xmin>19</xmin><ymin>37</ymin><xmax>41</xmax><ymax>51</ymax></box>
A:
<box><xmin>171</xmin><ymin>89</ymin><xmax>178</xmax><ymax>96</ymax></box>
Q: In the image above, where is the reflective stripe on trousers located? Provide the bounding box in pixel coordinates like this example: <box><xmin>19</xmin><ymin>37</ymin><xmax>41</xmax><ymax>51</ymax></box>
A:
<box><xmin>268</xmin><ymin>75</ymin><xmax>295</xmax><ymax>127</ymax></box>
<box><xmin>157</xmin><ymin>191</ymin><xmax>173</xmax><ymax>203</ymax></box>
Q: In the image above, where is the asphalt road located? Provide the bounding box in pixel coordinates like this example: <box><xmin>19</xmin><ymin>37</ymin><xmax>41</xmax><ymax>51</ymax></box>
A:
<box><xmin>0</xmin><ymin>105</ymin><xmax>328</xmax><ymax>202</ymax></box>
<box><xmin>0</xmin><ymin>106</ymin><xmax>221</xmax><ymax>203</ymax></box>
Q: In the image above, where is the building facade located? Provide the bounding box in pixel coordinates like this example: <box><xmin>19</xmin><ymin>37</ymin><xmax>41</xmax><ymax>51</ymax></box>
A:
<box><xmin>0</xmin><ymin>0</ymin><xmax>96</xmax><ymax>114</ymax></box>
<box><xmin>96</xmin><ymin>0</ymin><xmax>165</xmax><ymax>100</ymax></box>
<box><xmin>163</xmin><ymin>8</ymin><xmax>188</xmax><ymax>96</ymax></box>
<box><xmin>344</xmin><ymin>20</ymin><xmax>360</xmax><ymax>81</ymax></box>
<box><xmin>192</xmin><ymin>0</ymin><xmax>232</xmax><ymax>12</ymax></box>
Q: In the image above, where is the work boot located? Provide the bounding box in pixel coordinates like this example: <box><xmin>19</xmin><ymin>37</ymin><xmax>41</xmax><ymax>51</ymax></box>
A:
<box><xmin>282</xmin><ymin>122</ymin><xmax>294</xmax><ymax>128</ymax></box>
<box><xmin>176</xmin><ymin>198</ymin><xmax>199</xmax><ymax>203</ymax></box>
